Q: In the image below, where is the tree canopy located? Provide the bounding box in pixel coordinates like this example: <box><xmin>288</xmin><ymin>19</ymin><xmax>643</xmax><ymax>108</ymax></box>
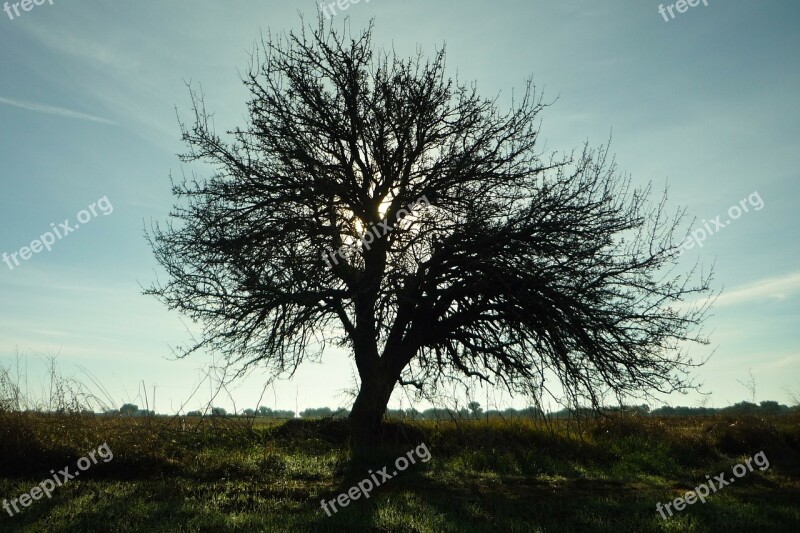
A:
<box><xmin>147</xmin><ymin>19</ymin><xmax>713</xmax><ymax>446</ymax></box>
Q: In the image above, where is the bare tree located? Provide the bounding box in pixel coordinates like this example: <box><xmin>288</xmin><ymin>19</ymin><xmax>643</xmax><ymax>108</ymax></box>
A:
<box><xmin>737</xmin><ymin>368</ymin><xmax>757</xmax><ymax>404</ymax></box>
<box><xmin>146</xmin><ymin>19</ymin><xmax>713</xmax><ymax>449</ymax></box>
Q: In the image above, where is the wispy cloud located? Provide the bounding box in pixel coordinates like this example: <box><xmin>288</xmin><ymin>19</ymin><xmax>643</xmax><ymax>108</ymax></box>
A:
<box><xmin>758</xmin><ymin>353</ymin><xmax>800</xmax><ymax>371</ymax></box>
<box><xmin>21</xmin><ymin>22</ymin><xmax>141</xmax><ymax>71</ymax></box>
<box><xmin>716</xmin><ymin>272</ymin><xmax>800</xmax><ymax>308</ymax></box>
<box><xmin>0</xmin><ymin>95</ymin><xmax>114</xmax><ymax>124</ymax></box>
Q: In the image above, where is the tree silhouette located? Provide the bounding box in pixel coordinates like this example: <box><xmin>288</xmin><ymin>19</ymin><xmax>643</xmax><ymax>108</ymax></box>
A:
<box><xmin>147</xmin><ymin>20</ymin><xmax>712</xmax><ymax>449</ymax></box>
<box><xmin>468</xmin><ymin>401</ymin><xmax>483</xmax><ymax>418</ymax></box>
<box><xmin>120</xmin><ymin>403</ymin><xmax>138</xmax><ymax>415</ymax></box>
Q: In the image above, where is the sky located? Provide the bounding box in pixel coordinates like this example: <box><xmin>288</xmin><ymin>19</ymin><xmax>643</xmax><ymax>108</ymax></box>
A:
<box><xmin>1</xmin><ymin>0</ymin><xmax>798</xmax><ymax>415</ymax></box>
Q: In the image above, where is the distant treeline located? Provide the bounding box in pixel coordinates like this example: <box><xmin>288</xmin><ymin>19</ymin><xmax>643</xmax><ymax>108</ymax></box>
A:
<box><xmin>391</xmin><ymin>400</ymin><xmax>800</xmax><ymax>420</ymax></box>
<box><xmin>649</xmin><ymin>400</ymin><xmax>797</xmax><ymax>417</ymax></box>
<box><xmin>100</xmin><ymin>400</ymin><xmax>798</xmax><ymax>419</ymax></box>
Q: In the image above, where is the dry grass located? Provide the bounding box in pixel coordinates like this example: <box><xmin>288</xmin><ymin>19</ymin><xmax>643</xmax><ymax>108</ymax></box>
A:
<box><xmin>1</xmin><ymin>409</ymin><xmax>798</xmax><ymax>531</ymax></box>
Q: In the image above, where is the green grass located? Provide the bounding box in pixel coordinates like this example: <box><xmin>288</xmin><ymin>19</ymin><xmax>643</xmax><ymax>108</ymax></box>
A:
<box><xmin>1</xmin><ymin>412</ymin><xmax>798</xmax><ymax>532</ymax></box>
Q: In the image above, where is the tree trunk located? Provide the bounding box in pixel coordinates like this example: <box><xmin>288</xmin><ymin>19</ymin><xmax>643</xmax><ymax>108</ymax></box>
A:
<box><xmin>349</xmin><ymin>368</ymin><xmax>397</xmax><ymax>453</ymax></box>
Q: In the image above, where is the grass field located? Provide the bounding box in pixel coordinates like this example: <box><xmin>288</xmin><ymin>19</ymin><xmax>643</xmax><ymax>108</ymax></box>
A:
<box><xmin>1</xmin><ymin>411</ymin><xmax>798</xmax><ymax>532</ymax></box>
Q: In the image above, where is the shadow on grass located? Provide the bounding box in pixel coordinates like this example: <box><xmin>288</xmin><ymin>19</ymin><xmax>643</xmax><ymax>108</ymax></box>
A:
<box><xmin>308</xmin><ymin>465</ymin><xmax>800</xmax><ymax>532</ymax></box>
<box><xmin>3</xmin><ymin>413</ymin><xmax>800</xmax><ymax>531</ymax></box>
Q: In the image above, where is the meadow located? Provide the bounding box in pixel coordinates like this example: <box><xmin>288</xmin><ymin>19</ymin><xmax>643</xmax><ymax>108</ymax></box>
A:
<box><xmin>1</xmin><ymin>410</ymin><xmax>798</xmax><ymax>532</ymax></box>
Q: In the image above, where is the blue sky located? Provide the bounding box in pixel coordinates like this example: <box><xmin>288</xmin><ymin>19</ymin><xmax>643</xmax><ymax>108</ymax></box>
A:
<box><xmin>1</xmin><ymin>0</ymin><xmax>798</xmax><ymax>414</ymax></box>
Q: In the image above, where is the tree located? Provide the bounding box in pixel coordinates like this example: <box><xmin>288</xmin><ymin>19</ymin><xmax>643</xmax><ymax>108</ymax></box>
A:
<box><xmin>299</xmin><ymin>407</ymin><xmax>334</xmax><ymax>418</ymax></box>
<box><xmin>257</xmin><ymin>406</ymin><xmax>295</xmax><ymax>418</ymax></box>
<box><xmin>147</xmin><ymin>20</ymin><xmax>712</xmax><ymax>449</ymax></box>
<box><xmin>758</xmin><ymin>401</ymin><xmax>785</xmax><ymax>415</ymax></box>
<box><xmin>211</xmin><ymin>407</ymin><xmax>227</xmax><ymax>417</ymax></box>
<box><xmin>120</xmin><ymin>403</ymin><xmax>138</xmax><ymax>415</ymax></box>
<box><xmin>468</xmin><ymin>401</ymin><xmax>483</xmax><ymax>418</ymax></box>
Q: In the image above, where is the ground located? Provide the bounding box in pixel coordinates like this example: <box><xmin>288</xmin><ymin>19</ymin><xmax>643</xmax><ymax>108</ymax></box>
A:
<box><xmin>0</xmin><ymin>411</ymin><xmax>798</xmax><ymax>532</ymax></box>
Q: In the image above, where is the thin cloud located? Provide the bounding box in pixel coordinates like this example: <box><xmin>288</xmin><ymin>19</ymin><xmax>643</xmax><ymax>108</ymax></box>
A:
<box><xmin>716</xmin><ymin>272</ymin><xmax>800</xmax><ymax>308</ymax></box>
<box><xmin>673</xmin><ymin>271</ymin><xmax>800</xmax><ymax>312</ymax></box>
<box><xmin>0</xmin><ymin>95</ymin><xmax>114</xmax><ymax>124</ymax></box>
